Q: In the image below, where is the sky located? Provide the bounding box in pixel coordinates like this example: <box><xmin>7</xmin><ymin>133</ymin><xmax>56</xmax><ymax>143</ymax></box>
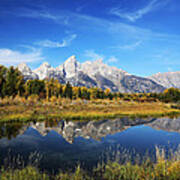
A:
<box><xmin>0</xmin><ymin>0</ymin><xmax>180</xmax><ymax>76</ymax></box>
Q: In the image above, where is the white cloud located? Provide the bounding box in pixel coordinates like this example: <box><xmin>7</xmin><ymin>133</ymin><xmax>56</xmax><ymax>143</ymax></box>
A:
<box><xmin>107</xmin><ymin>56</ymin><xmax>118</xmax><ymax>63</ymax></box>
<box><xmin>115</xmin><ymin>41</ymin><xmax>142</xmax><ymax>50</ymax></box>
<box><xmin>9</xmin><ymin>7</ymin><xmax>178</xmax><ymax>42</ymax></box>
<box><xmin>0</xmin><ymin>48</ymin><xmax>43</xmax><ymax>65</ymax></box>
<box><xmin>84</xmin><ymin>50</ymin><xmax>104</xmax><ymax>60</ymax></box>
<box><xmin>16</xmin><ymin>8</ymin><xmax>69</xmax><ymax>25</ymax></box>
<box><xmin>69</xmin><ymin>12</ymin><xmax>178</xmax><ymax>42</ymax></box>
<box><xmin>37</xmin><ymin>34</ymin><xmax>77</xmax><ymax>48</ymax></box>
<box><xmin>84</xmin><ymin>50</ymin><xmax>118</xmax><ymax>64</ymax></box>
<box><xmin>110</xmin><ymin>0</ymin><xmax>169</xmax><ymax>22</ymax></box>
<box><xmin>8</xmin><ymin>6</ymin><xmax>180</xmax><ymax>45</ymax></box>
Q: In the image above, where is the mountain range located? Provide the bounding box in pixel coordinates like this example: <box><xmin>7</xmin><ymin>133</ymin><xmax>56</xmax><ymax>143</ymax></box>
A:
<box><xmin>17</xmin><ymin>55</ymin><xmax>180</xmax><ymax>93</ymax></box>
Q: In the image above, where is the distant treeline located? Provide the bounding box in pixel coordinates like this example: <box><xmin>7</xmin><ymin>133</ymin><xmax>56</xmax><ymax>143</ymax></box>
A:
<box><xmin>0</xmin><ymin>65</ymin><xmax>180</xmax><ymax>103</ymax></box>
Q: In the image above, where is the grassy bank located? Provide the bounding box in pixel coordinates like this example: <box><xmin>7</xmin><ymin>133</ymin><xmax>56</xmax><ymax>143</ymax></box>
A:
<box><xmin>0</xmin><ymin>97</ymin><xmax>180</xmax><ymax>123</ymax></box>
<box><xmin>1</xmin><ymin>149</ymin><xmax>180</xmax><ymax>180</ymax></box>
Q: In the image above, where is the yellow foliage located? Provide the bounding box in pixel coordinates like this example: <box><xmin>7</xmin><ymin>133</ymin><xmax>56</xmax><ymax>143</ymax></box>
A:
<box><xmin>27</xmin><ymin>94</ymin><xmax>39</xmax><ymax>104</ymax></box>
<box><xmin>50</xmin><ymin>96</ymin><xmax>58</xmax><ymax>103</ymax></box>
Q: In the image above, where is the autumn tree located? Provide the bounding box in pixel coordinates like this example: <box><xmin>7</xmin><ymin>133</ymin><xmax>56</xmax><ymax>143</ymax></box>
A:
<box><xmin>45</xmin><ymin>79</ymin><xmax>61</xmax><ymax>100</ymax></box>
<box><xmin>81</xmin><ymin>87</ymin><xmax>90</xmax><ymax>100</ymax></box>
<box><xmin>72</xmin><ymin>86</ymin><xmax>80</xmax><ymax>99</ymax></box>
<box><xmin>162</xmin><ymin>88</ymin><xmax>180</xmax><ymax>103</ymax></box>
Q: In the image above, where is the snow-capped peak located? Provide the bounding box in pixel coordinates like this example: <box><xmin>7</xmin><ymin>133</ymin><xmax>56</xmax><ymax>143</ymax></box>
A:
<box><xmin>17</xmin><ymin>63</ymin><xmax>31</xmax><ymax>72</ymax></box>
<box><xmin>33</xmin><ymin>62</ymin><xmax>55</xmax><ymax>80</ymax></box>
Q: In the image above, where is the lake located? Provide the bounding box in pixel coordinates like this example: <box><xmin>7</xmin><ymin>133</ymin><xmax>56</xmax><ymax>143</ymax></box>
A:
<box><xmin>0</xmin><ymin>117</ymin><xmax>180</xmax><ymax>174</ymax></box>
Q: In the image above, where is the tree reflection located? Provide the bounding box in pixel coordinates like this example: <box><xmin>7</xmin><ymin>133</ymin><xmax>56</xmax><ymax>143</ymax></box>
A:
<box><xmin>0</xmin><ymin>123</ymin><xmax>25</xmax><ymax>140</ymax></box>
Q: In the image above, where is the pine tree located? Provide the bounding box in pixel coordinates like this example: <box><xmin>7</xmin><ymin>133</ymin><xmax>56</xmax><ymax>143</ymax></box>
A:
<box><xmin>25</xmin><ymin>80</ymin><xmax>46</xmax><ymax>96</ymax></box>
<box><xmin>0</xmin><ymin>65</ymin><xmax>7</xmax><ymax>98</ymax></box>
<box><xmin>64</xmin><ymin>82</ymin><xmax>73</xmax><ymax>99</ymax></box>
<box><xmin>2</xmin><ymin>67</ymin><xmax>24</xmax><ymax>97</ymax></box>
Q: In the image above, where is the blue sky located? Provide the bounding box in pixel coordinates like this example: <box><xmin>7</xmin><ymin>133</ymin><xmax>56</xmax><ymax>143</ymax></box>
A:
<box><xmin>0</xmin><ymin>0</ymin><xmax>180</xmax><ymax>76</ymax></box>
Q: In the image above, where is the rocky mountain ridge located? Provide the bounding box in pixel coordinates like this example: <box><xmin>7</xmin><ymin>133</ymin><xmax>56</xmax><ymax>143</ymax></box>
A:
<box><xmin>149</xmin><ymin>71</ymin><xmax>180</xmax><ymax>89</ymax></box>
<box><xmin>17</xmin><ymin>55</ymin><xmax>179</xmax><ymax>93</ymax></box>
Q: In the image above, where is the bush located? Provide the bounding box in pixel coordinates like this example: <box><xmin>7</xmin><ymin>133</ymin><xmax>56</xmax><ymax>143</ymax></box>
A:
<box><xmin>0</xmin><ymin>166</ymin><xmax>49</xmax><ymax>180</ymax></box>
<box><xmin>50</xmin><ymin>96</ymin><xmax>58</xmax><ymax>104</ymax></box>
<box><xmin>27</xmin><ymin>94</ymin><xmax>39</xmax><ymax>105</ymax></box>
<box><xmin>13</xmin><ymin>95</ymin><xmax>26</xmax><ymax>105</ymax></box>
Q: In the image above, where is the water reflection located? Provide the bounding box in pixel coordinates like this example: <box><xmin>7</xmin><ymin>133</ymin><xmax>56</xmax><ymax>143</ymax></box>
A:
<box><xmin>0</xmin><ymin>123</ymin><xmax>25</xmax><ymax>140</ymax></box>
<box><xmin>0</xmin><ymin>117</ymin><xmax>157</xmax><ymax>143</ymax></box>
<box><xmin>148</xmin><ymin>117</ymin><xmax>180</xmax><ymax>133</ymax></box>
<box><xmin>0</xmin><ymin>117</ymin><xmax>180</xmax><ymax>172</ymax></box>
<box><xmin>0</xmin><ymin>117</ymin><xmax>180</xmax><ymax>143</ymax></box>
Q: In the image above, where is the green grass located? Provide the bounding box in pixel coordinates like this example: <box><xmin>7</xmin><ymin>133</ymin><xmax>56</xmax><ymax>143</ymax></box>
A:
<box><xmin>0</xmin><ymin>166</ymin><xmax>49</xmax><ymax>180</ymax></box>
<box><xmin>0</xmin><ymin>98</ymin><xmax>180</xmax><ymax>123</ymax></box>
<box><xmin>1</xmin><ymin>155</ymin><xmax>180</xmax><ymax>180</ymax></box>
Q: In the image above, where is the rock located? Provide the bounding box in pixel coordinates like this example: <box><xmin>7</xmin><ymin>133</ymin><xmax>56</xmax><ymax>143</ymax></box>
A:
<box><xmin>57</xmin><ymin>55</ymin><xmax>81</xmax><ymax>78</ymax></box>
<box><xmin>17</xmin><ymin>55</ymin><xmax>179</xmax><ymax>93</ymax></box>
<box><xmin>17</xmin><ymin>63</ymin><xmax>38</xmax><ymax>80</ymax></box>
<box><xmin>149</xmin><ymin>72</ymin><xmax>180</xmax><ymax>88</ymax></box>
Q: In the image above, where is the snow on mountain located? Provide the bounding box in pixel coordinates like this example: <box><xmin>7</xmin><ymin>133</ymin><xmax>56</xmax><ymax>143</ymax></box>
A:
<box><xmin>17</xmin><ymin>63</ymin><xmax>38</xmax><ymax>80</ymax></box>
<box><xmin>33</xmin><ymin>62</ymin><xmax>55</xmax><ymax>80</ymax></box>
<box><xmin>149</xmin><ymin>71</ymin><xmax>180</xmax><ymax>88</ymax></box>
<box><xmin>17</xmin><ymin>56</ymin><xmax>171</xmax><ymax>93</ymax></box>
<box><xmin>56</xmin><ymin>55</ymin><xmax>81</xmax><ymax>78</ymax></box>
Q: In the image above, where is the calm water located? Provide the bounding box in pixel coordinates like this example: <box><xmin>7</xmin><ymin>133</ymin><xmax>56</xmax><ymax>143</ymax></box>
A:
<box><xmin>0</xmin><ymin>117</ymin><xmax>180</xmax><ymax>173</ymax></box>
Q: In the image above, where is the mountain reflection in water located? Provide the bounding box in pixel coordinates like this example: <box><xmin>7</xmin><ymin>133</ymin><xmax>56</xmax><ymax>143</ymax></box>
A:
<box><xmin>0</xmin><ymin>117</ymin><xmax>180</xmax><ymax>172</ymax></box>
<box><xmin>0</xmin><ymin>117</ymin><xmax>157</xmax><ymax>143</ymax></box>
